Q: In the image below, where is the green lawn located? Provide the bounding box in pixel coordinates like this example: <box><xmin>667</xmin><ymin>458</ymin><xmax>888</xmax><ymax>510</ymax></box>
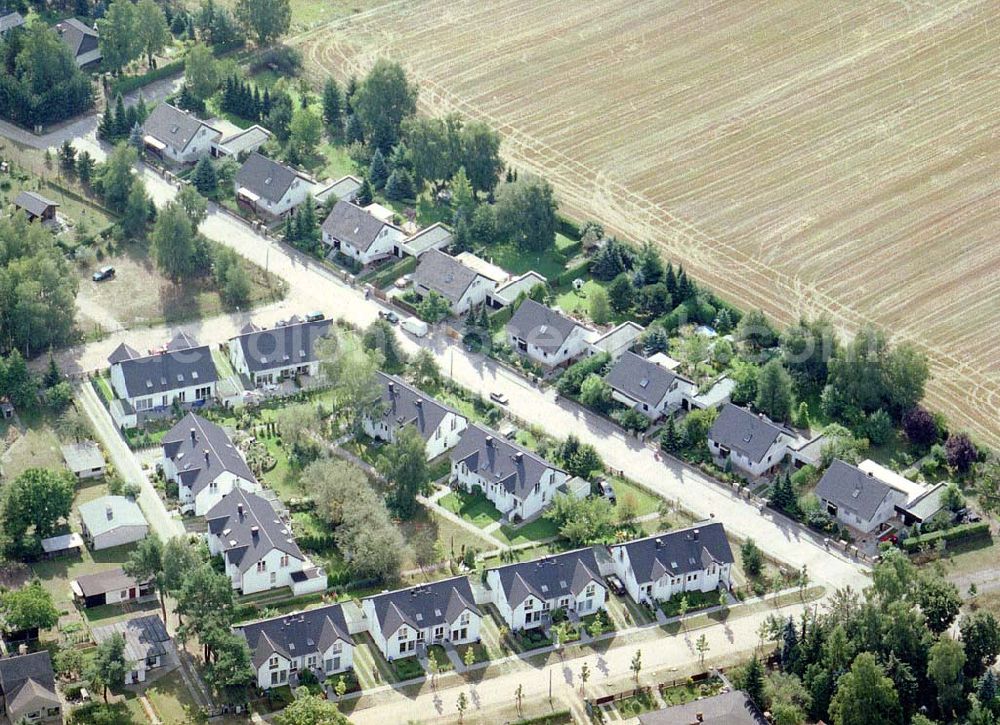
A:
<box><xmin>313</xmin><ymin>141</ymin><xmax>358</xmax><ymax>181</ymax></box>
<box><xmin>481</xmin><ymin>233</ymin><xmax>577</xmax><ymax>279</ymax></box>
<box><xmin>660</xmin><ymin>677</ymin><xmax>724</xmax><ymax>706</ymax></box>
<box><xmin>616</xmin><ymin>688</ymin><xmax>659</xmax><ymax>718</ymax></box>
<box><xmin>392</xmin><ymin>656</ymin><xmax>424</xmax><ymax>681</ymax></box>
<box><xmin>438</xmin><ymin>489</ymin><xmax>503</xmax><ymax>528</ymax></box>
<box><xmin>553</xmin><ymin>277</ymin><xmax>628</xmax><ymax>325</ymax></box>
<box><xmin>495</xmin><ymin>517</ymin><xmax>561</xmax><ymax>546</ymax></box>
<box><xmin>660</xmin><ymin>588</ymin><xmax>723</xmax><ymax>618</ymax></box>
<box><xmin>145</xmin><ymin>670</ymin><xmax>206</xmax><ymax>724</ymax></box>
<box><xmin>2</xmin><ymin>427</ymin><xmax>64</xmax><ymax>479</ymax></box>
<box><xmin>425</xmin><ymin>644</ymin><xmax>453</xmax><ymax>672</ymax></box>
<box><xmin>610</xmin><ymin>477</ymin><xmax>663</xmax><ymax>518</ymax></box>
<box><xmin>211</xmin><ymin>348</ymin><xmax>237</xmax><ymax>380</ymax></box>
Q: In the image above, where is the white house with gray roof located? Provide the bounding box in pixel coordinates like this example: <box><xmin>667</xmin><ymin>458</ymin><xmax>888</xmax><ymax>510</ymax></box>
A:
<box><xmin>362</xmin><ymin>577</ymin><xmax>480</xmax><ymax>661</ymax></box>
<box><xmin>228</xmin><ymin>318</ymin><xmax>332</xmax><ymax>387</ymax></box>
<box><xmin>589</xmin><ymin>321</ymin><xmax>645</xmax><ymax>361</ymax></box>
<box><xmin>487</xmin><ymin>548</ymin><xmax>606</xmax><ymax>631</ymax></box>
<box><xmin>234</xmin><ymin>604</ymin><xmax>353</xmax><ymax>690</ymax></box>
<box><xmin>488</xmin><ymin>271</ymin><xmax>548</xmax><ymax>309</ymax></box>
<box><xmin>141</xmin><ymin>103</ymin><xmax>222</xmax><ymax>164</ymax></box>
<box><xmin>235</xmin><ymin>152</ymin><xmax>313</xmax><ymax>219</ymax></box>
<box><xmin>79</xmin><ymin>496</ymin><xmax>148</xmax><ymax>550</ymax></box>
<box><xmin>206</xmin><ymin>487</ymin><xmax>325</xmax><ymax>596</ymax></box>
<box><xmin>363</xmin><ymin>373</ymin><xmax>468</xmax><ymax>460</ymax></box>
<box><xmin>507</xmin><ymin>299</ymin><xmax>595</xmax><ymax>368</ymax></box>
<box><xmin>320</xmin><ymin>200</ymin><xmax>405</xmax><ymax>265</ymax></box>
<box><xmin>814</xmin><ymin>459</ymin><xmax>914</xmax><ymax>533</ymax></box>
<box><xmin>604</xmin><ymin>352</ymin><xmax>696</xmax><ymax>421</ymax></box>
<box><xmin>707</xmin><ymin>403</ymin><xmax>796</xmax><ymax>478</ymax></box>
<box><xmin>107</xmin><ymin>333</ymin><xmax>218</xmax><ymax>429</ymax></box>
<box><xmin>609</xmin><ymin>523</ymin><xmax>734</xmax><ymax>606</ymax></box>
<box><xmin>450</xmin><ymin>424</ymin><xmax>568</xmax><ymax>521</ymax></box>
<box><xmin>412</xmin><ymin>249</ymin><xmax>497</xmax><ymax>316</ymax></box>
<box><xmin>161</xmin><ymin>413</ymin><xmax>261</xmax><ymax>515</ymax></box>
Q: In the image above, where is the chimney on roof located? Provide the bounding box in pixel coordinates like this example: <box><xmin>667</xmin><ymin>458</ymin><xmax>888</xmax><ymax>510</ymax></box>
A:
<box><xmin>388</xmin><ymin>382</ymin><xmax>395</xmax><ymax>394</ymax></box>
<box><xmin>17</xmin><ymin>644</ymin><xmax>27</xmax><ymax>656</ymax></box>
<box><xmin>655</xmin><ymin>537</ymin><xmax>663</xmax><ymax>549</ymax></box>
<box><xmin>758</xmin><ymin>412</ymin><xmax>764</xmax><ymax>419</ymax></box>
<box><xmin>251</xmin><ymin>526</ymin><xmax>259</xmax><ymax>538</ymax></box>
<box><xmin>692</xmin><ymin>528</ymin><xmax>700</xmax><ymax>541</ymax></box>
<box><xmin>237</xmin><ymin>503</ymin><xmax>244</xmax><ymax>518</ymax></box>
<box><xmin>415</xmin><ymin>398</ymin><xmax>422</xmax><ymax>407</ymax></box>
<box><xmin>515</xmin><ymin>451</ymin><xmax>523</xmax><ymax>462</ymax></box>
<box><xmin>866</xmin><ymin>470</ymin><xmax>874</xmax><ymax>478</ymax></box>
<box><xmin>204</xmin><ymin>449</ymin><xmax>210</xmax><ymax>465</ymax></box>
<box><xmin>190</xmin><ymin>427</ymin><xmax>197</xmax><ymax>442</ymax></box>
<box><xmin>486</xmin><ymin>435</ymin><xmax>494</xmax><ymax>447</ymax></box>
<box><xmin>106</xmin><ymin>506</ymin><xmax>113</xmax><ymax>521</ymax></box>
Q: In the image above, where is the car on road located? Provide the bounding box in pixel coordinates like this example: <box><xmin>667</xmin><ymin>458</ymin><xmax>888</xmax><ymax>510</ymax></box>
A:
<box><xmin>597</xmin><ymin>479</ymin><xmax>616</xmax><ymax>504</ymax></box>
<box><xmin>92</xmin><ymin>266</ymin><xmax>115</xmax><ymax>282</ymax></box>
<box><xmin>378</xmin><ymin>310</ymin><xmax>400</xmax><ymax>324</ymax></box>
<box><xmin>605</xmin><ymin>574</ymin><xmax>626</xmax><ymax>597</ymax></box>
<box><xmin>489</xmin><ymin>391</ymin><xmax>509</xmax><ymax>405</ymax></box>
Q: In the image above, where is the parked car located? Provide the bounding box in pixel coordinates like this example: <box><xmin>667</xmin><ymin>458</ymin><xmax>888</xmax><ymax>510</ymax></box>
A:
<box><xmin>394</xmin><ymin>274</ymin><xmax>412</xmax><ymax>289</ymax></box>
<box><xmin>605</xmin><ymin>574</ymin><xmax>626</xmax><ymax>597</ymax></box>
<box><xmin>378</xmin><ymin>310</ymin><xmax>399</xmax><ymax>324</ymax></box>
<box><xmin>305</xmin><ymin>311</ymin><xmax>325</xmax><ymax>322</ymax></box>
<box><xmin>598</xmin><ymin>479</ymin><xmax>616</xmax><ymax>504</ymax></box>
<box><xmin>489</xmin><ymin>391</ymin><xmax>509</xmax><ymax>405</ymax></box>
<box><xmin>401</xmin><ymin>316</ymin><xmax>428</xmax><ymax>337</ymax></box>
<box><xmin>92</xmin><ymin>266</ymin><xmax>115</xmax><ymax>282</ymax></box>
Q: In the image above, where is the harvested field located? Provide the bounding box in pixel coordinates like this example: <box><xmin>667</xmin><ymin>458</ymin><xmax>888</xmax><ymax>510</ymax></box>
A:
<box><xmin>296</xmin><ymin>0</ymin><xmax>1000</xmax><ymax>447</ymax></box>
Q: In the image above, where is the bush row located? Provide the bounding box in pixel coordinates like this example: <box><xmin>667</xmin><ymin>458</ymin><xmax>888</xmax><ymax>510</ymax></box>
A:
<box><xmin>109</xmin><ymin>59</ymin><xmax>185</xmax><ymax>98</ymax></box>
<box><xmin>902</xmin><ymin>521</ymin><xmax>990</xmax><ymax>552</ymax></box>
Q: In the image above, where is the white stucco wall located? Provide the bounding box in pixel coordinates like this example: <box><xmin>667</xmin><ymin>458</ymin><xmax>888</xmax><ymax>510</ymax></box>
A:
<box><xmin>609</xmin><ymin>545</ymin><xmax>732</xmax><ymax>605</ymax></box>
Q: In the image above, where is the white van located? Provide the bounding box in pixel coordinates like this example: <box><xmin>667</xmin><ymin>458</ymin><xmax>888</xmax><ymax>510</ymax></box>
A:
<box><xmin>401</xmin><ymin>316</ymin><xmax>429</xmax><ymax>337</ymax></box>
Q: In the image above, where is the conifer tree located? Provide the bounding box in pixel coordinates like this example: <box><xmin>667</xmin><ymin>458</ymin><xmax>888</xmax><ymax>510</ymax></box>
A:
<box><xmin>368</xmin><ymin>148</ymin><xmax>388</xmax><ymax>190</ymax></box>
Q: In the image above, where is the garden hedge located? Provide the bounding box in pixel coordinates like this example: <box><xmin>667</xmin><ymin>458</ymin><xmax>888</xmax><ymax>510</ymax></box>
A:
<box><xmin>902</xmin><ymin>521</ymin><xmax>990</xmax><ymax>552</ymax></box>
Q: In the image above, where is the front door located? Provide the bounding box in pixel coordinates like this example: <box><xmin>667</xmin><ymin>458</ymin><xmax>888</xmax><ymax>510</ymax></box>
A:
<box><xmin>129</xmin><ymin>587</ymin><xmax>137</xmax><ymax>599</ymax></box>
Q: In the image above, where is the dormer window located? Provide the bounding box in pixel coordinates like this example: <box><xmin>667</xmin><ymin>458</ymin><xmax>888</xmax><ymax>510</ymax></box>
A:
<box><xmin>269</xmin><ymin>656</ymin><xmax>279</xmax><ymax>669</ymax></box>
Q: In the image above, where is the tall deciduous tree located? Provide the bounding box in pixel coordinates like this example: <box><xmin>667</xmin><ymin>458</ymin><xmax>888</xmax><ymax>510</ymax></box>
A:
<box><xmin>927</xmin><ymin>636</ymin><xmax>966</xmax><ymax>719</ymax></box>
<box><xmin>123</xmin><ymin>534</ymin><xmax>166</xmax><ymax>620</ymax></box>
<box><xmin>234</xmin><ymin>0</ymin><xmax>291</xmax><ymax>47</ymax></box>
<box><xmin>274</xmin><ymin>687</ymin><xmax>349</xmax><ymax>724</ymax></box>
<box><xmin>829</xmin><ymin>653</ymin><xmax>901</xmax><ymax>725</ymax></box>
<box><xmin>99</xmin><ymin>143</ymin><xmax>139</xmax><ymax>212</ymax></box>
<box><xmin>290</xmin><ymin>106</ymin><xmax>322</xmax><ymax>158</ymax></box>
<box><xmin>0</xmin><ymin>581</ymin><xmax>59</xmax><ymax>633</ymax></box>
<box><xmin>175</xmin><ymin>563</ymin><xmax>235</xmax><ymax>661</ymax></box>
<box><xmin>2</xmin><ymin>468</ymin><xmax>74</xmax><ymax>545</ymax></box>
<box><xmin>353</xmin><ymin>58</ymin><xmax>418</xmax><ymax>153</ymax></box>
<box><xmin>378</xmin><ymin>426</ymin><xmax>428</xmax><ymax>519</ymax></box>
<box><xmin>98</xmin><ymin>0</ymin><xmax>140</xmax><ymax>74</ymax></box>
<box><xmin>151</xmin><ymin>201</ymin><xmax>198</xmax><ymax>281</ymax></box>
<box><xmin>88</xmin><ymin>632</ymin><xmax>127</xmax><ymax>701</ymax></box>
<box><xmin>495</xmin><ymin>176</ymin><xmax>557</xmax><ymax>252</ymax></box>
<box><xmin>185</xmin><ymin>43</ymin><xmax>221</xmax><ymax>101</ymax></box>
<box><xmin>135</xmin><ymin>0</ymin><xmax>170</xmax><ymax>67</ymax></box>
<box><xmin>460</xmin><ymin>120</ymin><xmax>502</xmax><ymax>194</ymax></box>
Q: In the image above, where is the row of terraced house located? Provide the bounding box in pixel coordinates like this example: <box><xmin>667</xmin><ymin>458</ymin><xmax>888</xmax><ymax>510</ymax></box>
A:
<box><xmin>233</xmin><ymin>520</ymin><xmax>734</xmax><ymax>690</ymax></box>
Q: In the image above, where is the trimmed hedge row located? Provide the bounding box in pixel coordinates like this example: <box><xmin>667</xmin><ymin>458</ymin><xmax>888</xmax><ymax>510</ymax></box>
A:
<box><xmin>902</xmin><ymin>521</ymin><xmax>990</xmax><ymax>552</ymax></box>
<box><xmin>553</xmin><ymin>259</ymin><xmax>591</xmax><ymax>288</ymax></box>
<box><xmin>513</xmin><ymin>711</ymin><xmax>573</xmax><ymax>725</ymax></box>
<box><xmin>556</xmin><ymin>214</ymin><xmax>581</xmax><ymax>240</ymax></box>
<box><xmin>110</xmin><ymin>60</ymin><xmax>184</xmax><ymax>98</ymax></box>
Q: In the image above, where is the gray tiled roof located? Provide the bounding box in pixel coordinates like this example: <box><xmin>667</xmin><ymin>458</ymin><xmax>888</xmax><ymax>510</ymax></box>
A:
<box><xmin>373</xmin><ymin>372</ymin><xmax>459</xmax><ymax>443</ymax></box>
<box><xmin>507</xmin><ymin>299</ymin><xmax>582</xmax><ymax>354</ymax></box>
<box><xmin>206</xmin><ymin>488</ymin><xmax>303</xmax><ymax>574</ymax></box>
<box><xmin>13</xmin><ymin>190</ymin><xmax>58</xmax><ymax>218</ymax></box>
<box><xmin>73</xmin><ymin>568</ymin><xmax>146</xmax><ymax>597</ymax></box>
<box><xmin>707</xmin><ymin>403</ymin><xmax>792</xmax><ymax>464</ymax></box>
<box><xmin>92</xmin><ymin>615</ymin><xmax>170</xmax><ymax>664</ymax></box>
<box><xmin>366</xmin><ymin>576</ymin><xmax>478</xmax><ymax>637</ymax></box>
<box><xmin>320</xmin><ymin>200</ymin><xmax>396</xmax><ymax>252</ymax></box>
<box><xmin>0</xmin><ymin>12</ymin><xmax>26</xmax><ymax>33</ymax></box>
<box><xmin>604</xmin><ymin>352</ymin><xmax>689</xmax><ymax>408</ymax></box>
<box><xmin>142</xmin><ymin>103</ymin><xmax>219</xmax><ymax>153</ymax></box>
<box><xmin>814</xmin><ymin>459</ymin><xmax>899</xmax><ymax>521</ymax></box>
<box><xmin>314</xmin><ymin>175</ymin><xmax>361</xmax><ymax>204</ymax></box>
<box><xmin>218</xmin><ymin>125</ymin><xmax>271</xmax><ymax>156</ymax></box>
<box><xmin>414</xmin><ymin>249</ymin><xmax>482</xmax><ymax>305</ymax></box>
<box><xmin>232</xmin><ymin>319</ymin><xmax>332</xmax><ymax>373</ymax></box>
<box><xmin>614</xmin><ymin>523</ymin><xmax>734</xmax><ymax>584</ymax></box>
<box><xmin>107</xmin><ymin>342</ymin><xmax>141</xmax><ymax>365</ymax></box>
<box><xmin>490</xmin><ymin>548</ymin><xmax>603</xmax><ymax>609</ymax></box>
<box><xmin>235</xmin><ymin>604</ymin><xmax>351</xmax><ymax>669</ymax></box>
<box><xmin>60</xmin><ymin>440</ymin><xmax>104</xmax><ymax>473</ymax></box>
<box><xmin>112</xmin><ymin>339</ymin><xmax>218</xmax><ymax>399</ymax></box>
<box><xmin>0</xmin><ymin>652</ymin><xmax>56</xmax><ymax>701</ymax></box>
<box><xmin>55</xmin><ymin>18</ymin><xmax>98</xmax><ymax>58</ymax></box>
<box><xmin>450</xmin><ymin>424</ymin><xmax>563</xmax><ymax>502</ymax></box>
<box><xmin>162</xmin><ymin>413</ymin><xmax>257</xmax><ymax>497</ymax></box>
<box><xmin>638</xmin><ymin>690</ymin><xmax>767</xmax><ymax>725</ymax></box>
<box><xmin>236</xmin><ymin>152</ymin><xmax>307</xmax><ymax>204</ymax></box>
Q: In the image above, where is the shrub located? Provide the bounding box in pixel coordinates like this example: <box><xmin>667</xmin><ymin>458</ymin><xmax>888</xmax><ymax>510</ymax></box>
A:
<box><xmin>902</xmin><ymin>521</ymin><xmax>990</xmax><ymax>553</ymax></box>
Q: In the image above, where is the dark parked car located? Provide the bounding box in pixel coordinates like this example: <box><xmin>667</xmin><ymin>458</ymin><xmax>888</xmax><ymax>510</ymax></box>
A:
<box><xmin>598</xmin><ymin>480</ymin><xmax>616</xmax><ymax>504</ymax></box>
<box><xmin>378</xmin><ymin>310</ymin><xmax>399</xmax><ymax>324</ymax></box>
<box><xmin>92</xmin><ymin>266</ymin><xmax>115</xmax><ymax>282</ymax></box>
<box><xmin>605</xmin><ymin>574</ymin><xmax>626</xmax><ymax>597</ymax></box>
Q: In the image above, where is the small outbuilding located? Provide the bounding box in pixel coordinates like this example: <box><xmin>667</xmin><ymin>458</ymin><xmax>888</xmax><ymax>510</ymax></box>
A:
<box><xmin>61</xmin><ymin>441</ymin><xmax>105</xmax><ymax>480</ymax></box>
<box><xmin>92</xmin><ymin>615</ymin><xmax>172</xmax><ymax>684</ymax></box>
<box><xmin>13</xmin><ymin>191</ymin><xmax>59</xmax><ymax>222</ymax></box>
<box><xmin>40</xmin><ymin>533</ymin><xmax>84</xmax><ymax>559</ymax></box>
<box><xmin>71</xmin><ymin>568</ymin><xmax>153</xmax><ymax>608</ymax></box>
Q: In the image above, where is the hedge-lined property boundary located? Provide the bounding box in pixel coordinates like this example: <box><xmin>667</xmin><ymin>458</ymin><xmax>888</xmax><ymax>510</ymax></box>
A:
<box><xmin>902</xmin><ymin>521</ymin><xmax>990</xmax><ymax>552</ymax></box>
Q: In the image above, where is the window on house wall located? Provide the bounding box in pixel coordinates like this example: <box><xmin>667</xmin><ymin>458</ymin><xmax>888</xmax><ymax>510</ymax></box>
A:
<box><xmin>257</xmin><ymin>561</ymin><xmax>266</xmax><ymax>572</ymax></box>
<box><xmin>280</xmin><ymin>555</ymin><xmax>289</xmax><ymax>567</ymax></box>
<box><xmin>270</xmin><ymin>657</ymin><xmax>279</xmax><ymax>669</ymax></box>
<box><xmin>332</xmin><ymin>642</ymin><xmax>342</xmax><ymax>654</ymax></box>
